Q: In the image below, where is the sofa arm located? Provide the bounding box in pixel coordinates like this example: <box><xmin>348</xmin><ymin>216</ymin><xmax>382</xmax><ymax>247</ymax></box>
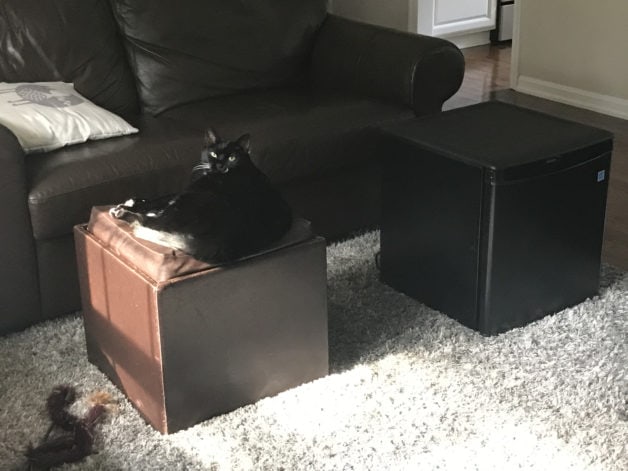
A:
<box><xmin>310</xmin><ymin>15</ymin><xmax>465</xmax><ymax>115</ymax></box>
<box><xmin>0</xmin><ymin>125</ymin><xmax>42</xmax><ymax>334</ymax></box>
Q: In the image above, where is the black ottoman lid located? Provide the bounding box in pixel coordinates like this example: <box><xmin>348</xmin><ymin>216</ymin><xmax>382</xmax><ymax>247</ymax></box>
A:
<box><xmin>87</xmin><ymin>206</ymin><xmax>314</xmax><ymax>282</ymax></box>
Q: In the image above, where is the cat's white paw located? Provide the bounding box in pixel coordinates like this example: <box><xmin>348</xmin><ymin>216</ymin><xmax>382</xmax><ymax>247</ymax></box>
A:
<box><xmin>109</xmin><ymin>206</ymin><xmax>125</xmax><ymax>218</ymax></box>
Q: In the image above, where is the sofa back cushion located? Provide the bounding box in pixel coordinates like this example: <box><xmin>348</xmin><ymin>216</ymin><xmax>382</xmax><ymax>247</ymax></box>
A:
<box><xmin>0</xmin><ymin>0</ymin><xmax>139</xmax><ymax>118</ymax></box>
<box><xmin>110</xmin><ymin>0</ymin><xmax>327</xmax><ymax>115</ymax></box>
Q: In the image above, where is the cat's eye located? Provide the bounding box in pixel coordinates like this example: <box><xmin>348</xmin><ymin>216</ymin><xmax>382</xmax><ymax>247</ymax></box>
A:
<box><xmin>210</xmin><ymin>151</ymin><xmax>217</xmax><ymax>158</ymax></box>
<box><xmin>228</xmin><ymin>155</ymin><xmax>237</xmax><ymax>162</ymax></box>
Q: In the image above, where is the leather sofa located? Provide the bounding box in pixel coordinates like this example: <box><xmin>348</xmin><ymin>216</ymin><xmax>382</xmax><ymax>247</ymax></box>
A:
<box><xmin>0</xmin><ymin>0</ymin><xmax>464</xmax><ymax>335</ymax></box>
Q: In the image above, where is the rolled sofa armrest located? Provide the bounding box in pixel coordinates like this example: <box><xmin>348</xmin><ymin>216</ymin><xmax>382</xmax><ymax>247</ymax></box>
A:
<box><xmin>0</xmin><ymin>124</ymin><xmax>42</xmax><ymax>334</ymax></box>
<box><xmin>310</xmin><ymin>15</ymin><xmax>465</xmax><ymax>115</ymax></box>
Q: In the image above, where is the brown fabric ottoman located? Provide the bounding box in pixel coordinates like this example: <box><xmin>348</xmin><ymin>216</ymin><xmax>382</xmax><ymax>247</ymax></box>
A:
<box><xmin>74</xmin><ymin>207</ymin><xmax>328</xmax><ymax>434</ymax></box>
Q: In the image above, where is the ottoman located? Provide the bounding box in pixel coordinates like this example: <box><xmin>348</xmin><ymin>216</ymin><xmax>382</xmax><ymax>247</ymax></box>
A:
<box><xmin>379</xmin><ymin>101</ymin><xmax>613</xmax><ymax>335</ymax></box>
<box><xmin>74</xmin><ymin>207</ymin><xmax>328</xmax><ymax>433</ymax></box>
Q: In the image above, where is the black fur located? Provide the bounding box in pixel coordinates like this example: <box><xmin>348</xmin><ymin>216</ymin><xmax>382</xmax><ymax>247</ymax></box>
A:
<box><xmin>111</xmin><ymin>128</ymin><xmax>292</xmax><ymax>264</ymax></box>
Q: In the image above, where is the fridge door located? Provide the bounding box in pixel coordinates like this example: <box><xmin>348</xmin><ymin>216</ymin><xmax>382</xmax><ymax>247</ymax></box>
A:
<box><xmin>479</xmin><ymin>151</ymin><xmax>611</xmax><ymax>334</ymax></box>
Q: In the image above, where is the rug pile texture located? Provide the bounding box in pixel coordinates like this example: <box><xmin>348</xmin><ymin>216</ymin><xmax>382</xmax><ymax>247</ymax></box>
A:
<box><xmin>1</xmin><ymin>232</ymin><xmax>627</xmax><ymax>470</ymax></box>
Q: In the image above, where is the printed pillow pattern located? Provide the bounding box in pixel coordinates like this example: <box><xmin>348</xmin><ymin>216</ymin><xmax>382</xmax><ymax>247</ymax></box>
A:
<box><xmin>0</xmin><ymin>82</ymin><xmax>138</xmax><ymax>154</ymax></box>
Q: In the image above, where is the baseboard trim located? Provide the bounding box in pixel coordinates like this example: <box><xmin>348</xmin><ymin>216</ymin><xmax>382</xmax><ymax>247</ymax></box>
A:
<box><xmin>446</xmin><ymin>31</ymin><xmax>491</xmax><ymax>49</ymax></box>
<box><xmin>515</xmin><ymin>76</ymin><xmax>628</xmax><ymax>120</ymax></box>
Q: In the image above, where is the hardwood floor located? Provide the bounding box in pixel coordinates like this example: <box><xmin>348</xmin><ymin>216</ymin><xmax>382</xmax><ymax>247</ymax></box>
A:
<box><xmin>444</xmin><ymin>44</ymin><xmax>513</xmax><ymax>111</ymax></box>
<box><xmin>443</xmin><ymin>44</ymin><xmax>628</xmax><ymax>270</ymax></box>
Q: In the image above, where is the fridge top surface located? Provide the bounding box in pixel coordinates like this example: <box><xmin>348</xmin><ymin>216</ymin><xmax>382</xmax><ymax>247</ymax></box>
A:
<box><xmin>379</xmin><ymin>101</ymin><xmax>613</xmax><ymax>172</ymax></box>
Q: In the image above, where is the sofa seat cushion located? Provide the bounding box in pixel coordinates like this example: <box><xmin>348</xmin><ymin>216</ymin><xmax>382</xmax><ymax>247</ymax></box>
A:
<box><xmin>28</xmin><ymin>89</ymin><xmax>412</xmax><ymax>241</ymax></box>
<box><xmin>111</xmin><ymin>0</ymin><xmax>327</xmax><ymax>115</ymax></box>
<box><xmin>0</xmin><ymin>0</ymin><xmax>139</xmax><ymax>118</ymax></box>
<box><xmin>27</xmin><ymin>116</ymin><xmax>201</xmax><ymax>240</ymax></box>
<box><xmin>163</xmin><ymin>88</ymin><xmax>414</xmax><ymax>184</ymax></box>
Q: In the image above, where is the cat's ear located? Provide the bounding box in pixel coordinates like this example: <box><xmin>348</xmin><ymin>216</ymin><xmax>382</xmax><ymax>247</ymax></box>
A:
<box><xmin>204</xmin><ymin>128</ymin><xmax>219</xmax><ymax>146</ymax></box>
<box><xmin>237</xmin><ymin>133</ymin><xmax>251</xmax><ymax>153</ymax></box>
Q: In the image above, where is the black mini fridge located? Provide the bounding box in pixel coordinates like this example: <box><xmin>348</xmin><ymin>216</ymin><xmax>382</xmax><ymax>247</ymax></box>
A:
<box><xmin>379</xmin><ymin>101</ymin><xmax>613</xmax><ymax>335</ymax></box>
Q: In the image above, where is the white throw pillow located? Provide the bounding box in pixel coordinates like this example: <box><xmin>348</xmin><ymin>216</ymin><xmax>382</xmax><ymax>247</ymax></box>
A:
<box><xmin>0</xmin><ymin>82</ymin><xmax>138</xmax><ymax>154</ymax></box>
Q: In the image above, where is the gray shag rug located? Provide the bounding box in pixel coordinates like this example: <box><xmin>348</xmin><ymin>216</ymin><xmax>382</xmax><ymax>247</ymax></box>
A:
<box><xmin>1</xmin><ymin>231</ymin><xmax>627</xmax><ymax>470</ymax></box>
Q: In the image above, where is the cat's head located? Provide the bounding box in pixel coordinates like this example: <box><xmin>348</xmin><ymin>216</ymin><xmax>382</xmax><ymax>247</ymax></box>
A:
<box><xmin>194</xmin><ymin>128</ymin><xmax>252</xmax><ymax>175</ymax></box>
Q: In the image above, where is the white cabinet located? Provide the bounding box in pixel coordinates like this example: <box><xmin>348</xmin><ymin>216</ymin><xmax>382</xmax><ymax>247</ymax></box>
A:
<box><xmin>411</xmin><ymin>0</ymin><xmax>497</xmax><ymax>43</ymax></box>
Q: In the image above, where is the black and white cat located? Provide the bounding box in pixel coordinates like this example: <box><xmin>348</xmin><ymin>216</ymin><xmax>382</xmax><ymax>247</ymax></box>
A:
<box><xmin>110</xmin><ymin>128</ymin><xmax>292</xmax><ymax>264</ymax></box>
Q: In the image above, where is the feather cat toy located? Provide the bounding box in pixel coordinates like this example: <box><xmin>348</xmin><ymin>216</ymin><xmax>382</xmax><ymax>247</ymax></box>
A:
<box><xmin>24</xmin><ymin>385</ymin><xmax>114</xmax><ymax>470</ymax></box>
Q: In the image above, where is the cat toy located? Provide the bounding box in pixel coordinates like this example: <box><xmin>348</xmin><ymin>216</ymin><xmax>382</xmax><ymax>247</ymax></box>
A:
<box><xmin>24</xmin><ymin>385</ymin><xmax>115</xmax><ymax>470</ymax></box>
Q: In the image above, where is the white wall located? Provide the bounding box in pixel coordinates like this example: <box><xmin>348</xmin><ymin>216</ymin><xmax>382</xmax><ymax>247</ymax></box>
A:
<box><xmin>329</xmin><ymin>0</ymin><xmax>410</xmax><ymax>32</ymax></box>
<box><xmin>512</xmin><ymin>0</ymin><xmax>628</xmax><ymax>119</ymax></box>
